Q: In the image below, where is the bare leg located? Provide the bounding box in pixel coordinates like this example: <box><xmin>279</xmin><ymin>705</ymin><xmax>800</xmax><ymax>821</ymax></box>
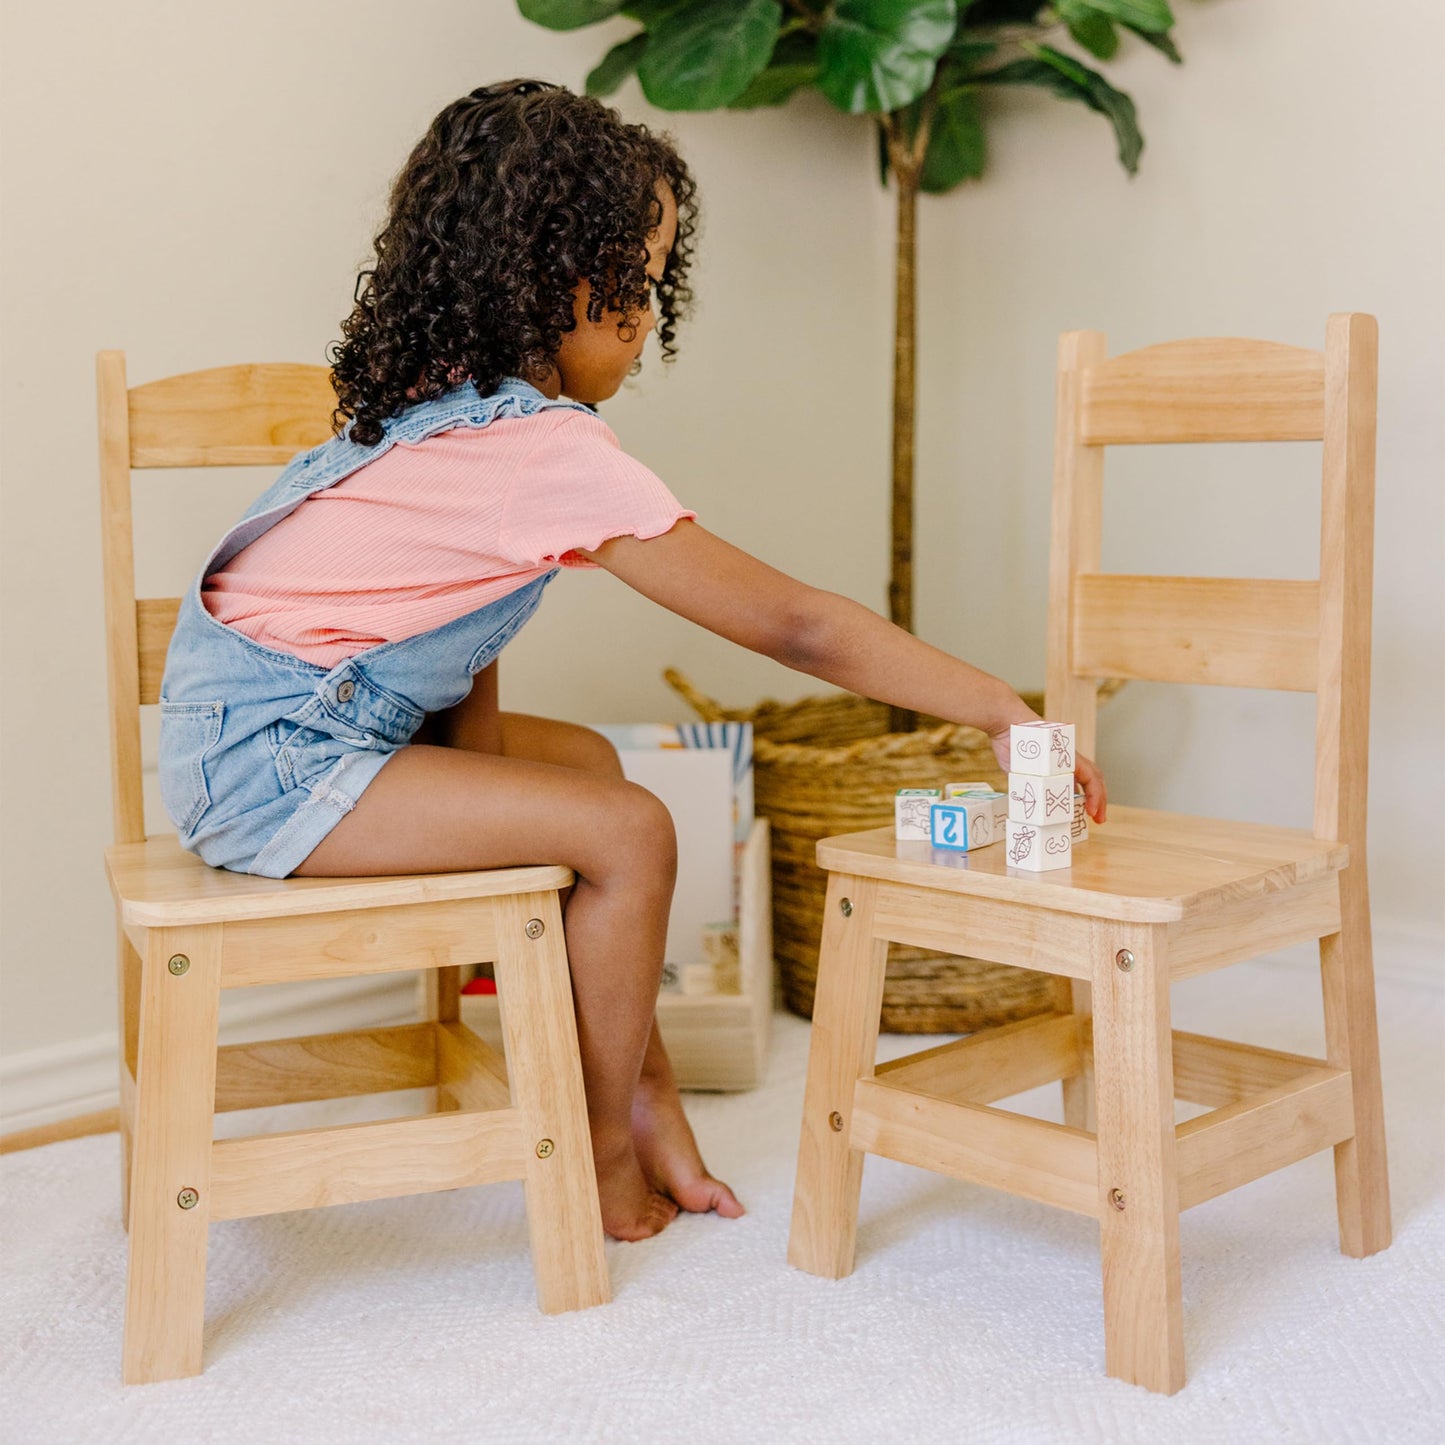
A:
<box><xmin>295</xmin><ymin>743</ymin><xmax>678</xmax><ymax>1240</ymax></box>
<box><xmin>492</xmin><ymin>707</ymin><xmax>742</xmax><ymax>1216</ymax></box>
<box><xmin>294</xmin><ymin>670</ymin><xmax>741</xmax><ymax>1234</ymax></box>
<box><xmin>634</xmin><ymin>1018</ymin><xmax>744</xmax><ymax>1217</ymax></box>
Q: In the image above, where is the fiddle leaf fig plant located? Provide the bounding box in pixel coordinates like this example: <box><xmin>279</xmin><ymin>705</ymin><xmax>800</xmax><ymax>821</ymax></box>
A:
<box><xmin>519</xmin><ymin>0</ymin><xmax>1189</xmax><ymax>720</ymax></box>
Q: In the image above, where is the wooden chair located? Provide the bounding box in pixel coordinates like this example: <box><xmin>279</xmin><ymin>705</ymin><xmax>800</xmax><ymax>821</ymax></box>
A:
<box><xmin>787</xmin><ymin>315</ymin><xmax>1390</xmax><ymax>1394</ymax></box>
<box><xmin>98</xmin><ymin>352</ymin><xmax>609</xmax><ymax>1384</ymax></box>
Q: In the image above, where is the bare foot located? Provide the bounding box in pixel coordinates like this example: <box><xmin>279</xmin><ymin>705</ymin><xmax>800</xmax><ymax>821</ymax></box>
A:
<box><xmin>591</xmin><ymin>1133</ymin><xmax>679</xmax><ymax>1242</ymax></box>
<box><xmin>632</xmin><ymin>1073</ymin><xmax>745</xmax><ymax>1218</ymax></box>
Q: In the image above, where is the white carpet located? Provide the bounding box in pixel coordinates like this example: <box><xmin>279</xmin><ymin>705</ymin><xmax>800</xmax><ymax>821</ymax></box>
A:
<box><xmin>3</xmin><ymin>958</ymin><xmax>1442</xmax><ymax>1444</ymax></box>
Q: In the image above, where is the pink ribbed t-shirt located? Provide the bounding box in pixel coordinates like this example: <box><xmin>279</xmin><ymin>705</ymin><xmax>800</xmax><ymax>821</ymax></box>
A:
<box><xmin>203</xmin><ymin>407</ymin><xmax>695</xmax><ymax>668</ymax></box>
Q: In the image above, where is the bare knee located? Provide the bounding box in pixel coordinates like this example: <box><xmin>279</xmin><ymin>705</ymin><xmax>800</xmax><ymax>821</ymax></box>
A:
<box><xmin>573</xmin><ymin>726</ymin><xmax>625</xmax><ymax>779</ymax></box>
<box><xmin>591</xmin><ymin>781</ymin><xmax>676</xmax><ymax>887</ymax></box>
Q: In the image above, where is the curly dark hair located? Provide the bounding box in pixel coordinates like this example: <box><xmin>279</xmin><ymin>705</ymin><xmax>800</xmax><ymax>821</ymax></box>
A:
<box><xmin>329</xmin><ymin>80</ymin><xmax>698</xmax><ymax>445</ymax></box>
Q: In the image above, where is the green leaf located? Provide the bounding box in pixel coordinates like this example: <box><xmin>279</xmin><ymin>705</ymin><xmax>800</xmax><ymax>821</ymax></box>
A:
<box><xmin>1125</xmin><ymin>22</ymin><xmax>1181</xmax><ymax>62</ymax></box>
<box><xmin>1076</xmin><ymin>0</ymin><xmax>1172</xmax><ymax>33</ymax></box>
<box><xmin>939</xmin><ymin>38</ymin><xmax>998</xmax><ymax>79</ymax></box>
<box><xmin>816</xmin><ymin>0</ymin><xmax>957</xmax><ymax>115</ymax></box>
<box><xmin>963</xmin><ymin>0</ymin><xmax>1048</xmax><ymax>21</ymax></box>
<box><xmin>637</xmin><ymin>0</ymin><xmax>783</xmax><ymax>111</ymax></box>
<box><xmin>518</xmin><ymin>0</ymin><xmax>625</xmax><ymax>31</ymax></box>
<box><xmin>920</xmin><ymin>85</ymin><xmax>986</xmax><ymax>192</ymax></box>
<box><xmin>1057</xmin><ymin>2</ymin><xmax>1119</xmax><ymax>61</ymax></box>
<box><xmin>586</xmin><ymin>32</ymin><xmax>650</xmax><ymax>95</ymax></box>
<box><xmin>974</xmin><ymin>45</ymin><xmax>1143</xmax><ymax>172</ymax></box>
<box><xmin>727</xmin><ymin>32</ymin><xmax>820</xmax><ymax>109</ymax></box>
<box><xmin>620</xmin><ymin>0</ymin><xmax>693</xmax><ymax>22</ymax></box>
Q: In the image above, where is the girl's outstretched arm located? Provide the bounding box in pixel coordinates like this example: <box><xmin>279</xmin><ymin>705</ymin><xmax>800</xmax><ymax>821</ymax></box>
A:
<box><xmin>581</xmin><ymin>520</ymin><xmax>1106</xmax><ymax>821</ymax></box>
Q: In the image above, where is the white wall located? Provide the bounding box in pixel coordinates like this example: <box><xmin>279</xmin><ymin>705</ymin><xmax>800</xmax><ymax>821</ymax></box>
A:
<box><xmin>2</xmin><ymin>0</ymin><xmax>1441</xmax><ymax>1094</ymax></box>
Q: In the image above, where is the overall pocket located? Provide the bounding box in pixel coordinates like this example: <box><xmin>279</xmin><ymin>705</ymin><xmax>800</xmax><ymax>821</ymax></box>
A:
<box><xmin>265</xmin><ymin>718</ymin><xmax>339</xmax><ymax>794</ymax></box>
<box><xmin>157</xmin><ymin>700</ymin><xmax>225</xmax><ymax>835</ymax></box>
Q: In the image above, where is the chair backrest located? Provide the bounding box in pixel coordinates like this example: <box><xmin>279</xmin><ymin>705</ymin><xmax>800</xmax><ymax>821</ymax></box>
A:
<box><xmin>97</xmin><ymin>352</ymin><xmax>337</xmax><ymax>845</ymax></box>
<box><xmin>1043</xmin><ymin>315</ymin><xmax>1377</xmax><ymax>850</ymax></box>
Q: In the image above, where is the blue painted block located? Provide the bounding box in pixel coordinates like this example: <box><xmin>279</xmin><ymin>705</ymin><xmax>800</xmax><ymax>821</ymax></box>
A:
<box><xmin>929</xmin><ymin>797</ymin><xmax>998</xmax><ymax>851</ymax></box>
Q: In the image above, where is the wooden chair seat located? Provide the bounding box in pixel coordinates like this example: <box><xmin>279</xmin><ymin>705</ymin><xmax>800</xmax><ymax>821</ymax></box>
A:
<box><xmin>788</xmin><ymin>318</ymin><xmax>1391</xmax><ymax>1396</ymax></box>
<box><xmin>108</xmin><ymin>832</ymin><xmax>573</xmax><ymax>927</ymax></box>
<box><xmin>818</xmin><ymin>807</ymin><xmax>1347</xmax><ymax>924</ymax></box>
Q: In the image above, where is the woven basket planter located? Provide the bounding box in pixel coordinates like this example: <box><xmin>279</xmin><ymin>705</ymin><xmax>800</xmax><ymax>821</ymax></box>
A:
<box><xmin>667</xmin><ymin>669</ymin><xmax>1092</xmax><ymax>1034</ymax></box>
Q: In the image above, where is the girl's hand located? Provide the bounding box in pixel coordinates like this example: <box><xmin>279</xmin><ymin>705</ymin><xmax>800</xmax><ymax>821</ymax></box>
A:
<box><xmin>1074</xmin><ymin>751</ymin><xmax>1108</xmax><ymax>824</ymax></box>
<box><xmin>990</xmin><ymin>718</ymin><xmax>1108</xmax><ymax>825</ymax></box>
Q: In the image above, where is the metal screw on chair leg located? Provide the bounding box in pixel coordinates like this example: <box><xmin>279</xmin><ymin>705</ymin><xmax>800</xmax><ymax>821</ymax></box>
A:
<box><xmin>1109</xmin><ymin>1188</ymin><xmax>1126</xmax><ymax>1211</ymax></box>
<box><xmin>525</xmin><ymin>919</ymin><xmax>545</xmax><ymax>939</ymax></box>
<box><xmin>167</xmin><ymin>954</ymin><xmax>190</xmax><ymax>976</ymax></box>
<box><xmin>1114</xmin><ymin>949</ymin><xmax>1134</xmax><ymax>972</ymax></box>
<box><xmin>828</xmin><ymin>1111</ymin><xmax>844</xmax><ymax>1132</ymax></box>
<box><xmin>535</xmin><ymin>1139</ymin><xmax>555</xmax><ymax>1158</ymax></box>
<box><xmin>839</xmin><ymin>898</ymin><xmax>853</xmax><ymax>917</ymax></box>
<box><xmin>177</xmin><ymin>1187</ymin><xmax>199</xmax><ymax>1210</ymax></box>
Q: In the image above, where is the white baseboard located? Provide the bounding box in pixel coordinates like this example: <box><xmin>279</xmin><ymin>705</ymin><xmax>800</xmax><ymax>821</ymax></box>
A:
<box><xmin>0</xmin><ymin>974</ymin><xmax>418</xmax><ymax>1136</ymax></box>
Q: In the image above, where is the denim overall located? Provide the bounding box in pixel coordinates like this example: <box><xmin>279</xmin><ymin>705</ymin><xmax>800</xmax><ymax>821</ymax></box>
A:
<box><xmin>157</xmin><ymin>378</ymin><xmax>593</xmax><ymax>878</ymax></box>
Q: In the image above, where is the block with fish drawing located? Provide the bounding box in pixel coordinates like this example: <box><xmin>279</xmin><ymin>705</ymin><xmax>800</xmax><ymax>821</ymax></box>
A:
<box><xmin>1006</xmin><ymin>818</ymin><xmax>1073</xmax><ymax>871</ymax></box>
<box><xmin>1007</xmin><ymin>773</ymin><xmax>1074</xmax><ymax>828</ymax></box>
<box><xmin>895</xmin><ymin>787</ymin><xmax>941</xmax><ymax>840</ymax></box>
<box><xmin>929</xmin><ymin>795</ymin><xmax>1000</xmax><ymax>851</ymax></box>
<box><xmin>1009</xmin><ymin>721</ymin><xmax>1075</xmax><ymax>777</ymax></box>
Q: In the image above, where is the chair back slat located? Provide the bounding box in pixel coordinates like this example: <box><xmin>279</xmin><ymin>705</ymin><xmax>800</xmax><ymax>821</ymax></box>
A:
<box><xmin>128</xmin><ymin>364</ymin><xmax>336</xmax><ymax>467</ymax></box>
<box><xmin>1080</xmin><ymin>338</ymin><xmax>1325</xmax><ymax>445</ymax></box>
<box><xmin>98</xmin><ymin>353</ymin><xmax>336</xmax><ymax>845</ymax></box>
<box><xmin>1071</xmin><ymin>575</ymin><xmax>1320</xmax><ymax>693</ymax></box>
<box><xmin>1045</xmin><ymin>317</ymin><xmax>1377</xmax><ymax>849</ymax></box>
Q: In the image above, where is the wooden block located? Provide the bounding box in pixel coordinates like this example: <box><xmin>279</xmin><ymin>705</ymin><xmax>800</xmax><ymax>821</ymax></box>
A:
<box><xmin>680</xmin><ymin>963</ymin><xmax>719</xmax><ymax>996</ymax></box>
<box><xmin>1072</xmin><ymin>789</ymin><xmax>1089</xmax><ymax>843</ymax></box>
<box><xmin>928</xmin><ymin>796</ymin><xmax>998</xmax><ymax>851</ymax></box>
<box><xmin>895</xmin><ymin>788</ymin><xmax>941</xmax><ymax>840</ymax></box>
<box><xmin>945</xmin><ymin>783</ymin><xmax>1007</xmax><ymax>829</ymax></box>
<box><xmin>1010</xmin><ymin>721</ymin><xmax>1075</xmax><ymax>776</ymax></box>
<box><xmin>1006</xmin><ymin>819</ymin><xmax>1072</xmax><ymax>872</ymax></box>
<box><xmin>1008</xmin><ymin>771</ymin><xmax>1074</xmax><ymax>827</ymax></box>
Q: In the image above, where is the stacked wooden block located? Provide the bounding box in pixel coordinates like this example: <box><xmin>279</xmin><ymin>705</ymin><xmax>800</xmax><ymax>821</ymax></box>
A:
<box><xmin>1006</xmin><ymin>721</ymin><xmax>1083</xmax><ymax>871</ymax></box>
<box><xmin>893</xmin><ymin>720</ymin><xmax>1087</xmax><ymax>872</ymax></box>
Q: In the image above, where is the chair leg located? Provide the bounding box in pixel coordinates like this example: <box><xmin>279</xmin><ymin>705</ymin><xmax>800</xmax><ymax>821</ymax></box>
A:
<box><xmin>123</xmin><ymin>925</ymin><xmax>222</xmax><ymax>1385</ymax></box>
<box><xmin>1091</xmin><ymin>922</ymin><xmax>1185</xmax><ymax>1395</ymax></box>
<box><xmin>1054</xmin><ymin>976</ymin><xmax>1095</xmax><ymax>1131</ymax></box>
<box><xmin>788</xmin><ymin>874</ymin><xmax>889</xmax><ymax>1280</ymax></box>
<box><xmin>115</xmin><ymin>925</ymin><xmax>142</xmax><ymax>1231</ymax></box>
<box><xmin>426</xmin><ymin>966</ymin><xmax>463</xmax><ymax>1113</ymax></box>
<box><xmin>1321</xmin><ymin>867</ymin><xmax>1391</xmax><ymax>1257</ymax></box>
<box><xmin>492</xmin><ymin>890</ymin><xmax>609</xmax><ymax>1315</ymax></box>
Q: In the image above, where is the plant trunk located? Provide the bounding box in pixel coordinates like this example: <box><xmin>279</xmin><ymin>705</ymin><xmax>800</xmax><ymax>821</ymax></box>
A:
<box><xmin>888</xmin><ymin>143</ymin><xmax>919</xmax><ymax>734</ymax></box>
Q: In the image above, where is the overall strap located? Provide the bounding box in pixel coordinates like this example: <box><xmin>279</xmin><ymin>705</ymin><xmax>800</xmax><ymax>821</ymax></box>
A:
<box><xmin>203</xmin><ymin>379</ymin><xmax>591</xmax><ymax>575</ymax></box>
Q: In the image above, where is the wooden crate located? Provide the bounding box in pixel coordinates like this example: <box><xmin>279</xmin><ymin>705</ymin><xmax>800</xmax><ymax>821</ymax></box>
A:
<box><xmin>460</xmin><ymin>818</ymin><xmax>773</xmax><ymax>1091</ymax></box>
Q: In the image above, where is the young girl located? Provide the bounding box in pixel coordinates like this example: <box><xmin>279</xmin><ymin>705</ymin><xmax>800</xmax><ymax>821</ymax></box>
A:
<box><xmin>158</xmin><ymin>80</ymin><xmax>1107</xmax><ymax>1243</ymax></box>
